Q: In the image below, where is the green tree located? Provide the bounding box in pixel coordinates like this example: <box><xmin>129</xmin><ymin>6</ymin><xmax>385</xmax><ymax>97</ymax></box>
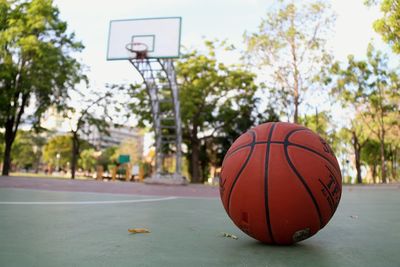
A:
<box><xmin>340</xmin><ymin>121</ymin><xmax>370</xmax><ymax>184</ymax></box>
<box><xmin>7</xmin><ymin>130</ymin><xmax>46</xmax><ymax>172</ymax></box>
<box><xmin>361</xmin><ymin>139</ymin><xmax>381</xmax><ymax>183</ymax></box>
<box><xmin>11</xmin><ymin>131</ymin><xmax>35</xmax><ymax>170</ymax></box>
<box><xmin>127</xmin><ymin>42</ymin><xmax>260</xmax><ymax>183</ymax></box>
<box><xmin>0</xmin><ymin>0</ymin><xmax>85</xmax><ymax>175</ymax></box>
<box><xmin>244</xmin><ymin>0</ymin><xmax>334</xmax><ymax>123</ymax></box>
<box><xmin>366</xmin><ymin>0</ymin><xmax>400</xmax><ymax>53</ymax></box>
<box><xmin>386</xmin><ymin>120</ymin><xmax>400</xmax><ymax>181</ymax></box>
<box><xmin>329</xmin><ymin>44</ymin><xmax>400</xmax><ymax>183</ymax></box>
<box><xmin>299</xmin><ymin>109</ymin><xmax>330</xmax><ymax>138</ymax></box>
<box><xmin>43</xmin><ymin>134</ymin><xmax>91</xmax><ymax>172</ymax></box>
<box><xmin>78</xmin><ymin>148</ymin><xmax>97</xmax><ymax>173</ymax></box>
<box><xmin>0</xmin><ymin>132</ymin><xmax>4</xmax><ymax>163</ymax></box>
<box><xmin>42</xmin><ymin>135</ymin><xmax>72</xmax><ymax>171</ymax></box>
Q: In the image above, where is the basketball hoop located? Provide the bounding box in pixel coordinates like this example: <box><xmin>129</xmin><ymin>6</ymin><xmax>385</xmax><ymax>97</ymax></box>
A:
<box><xmin>126</xmin><ymin>42</ymin><xmax>148</xmax><ymax>60</ymax></box>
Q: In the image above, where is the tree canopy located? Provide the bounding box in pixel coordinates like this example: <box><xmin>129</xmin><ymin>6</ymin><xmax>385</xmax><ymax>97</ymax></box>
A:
<box><xmin>0</xmin><ymin>0</ymin><xmax>85</xmax><ymax>175</ymax></box>
<box><xmin>328</xmin><ymin>44</ymin><xmax>400</xmax><ymax>183</ymax></box>
<box><xmin>366</xmin><ymin>0</ymin><xmax>400</xmax><ymax>53</ymax></box>
<box><xmin>244</xmin><ymin>0</ymin><xmax>334</xmax><ymax>123</ymax></box>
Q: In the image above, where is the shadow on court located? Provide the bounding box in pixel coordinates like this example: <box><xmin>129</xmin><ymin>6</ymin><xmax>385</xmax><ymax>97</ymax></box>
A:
<box><xmin>0</xmin><ymin>176</ymin><xmax>399</xmax><ymax>267</ymax></box>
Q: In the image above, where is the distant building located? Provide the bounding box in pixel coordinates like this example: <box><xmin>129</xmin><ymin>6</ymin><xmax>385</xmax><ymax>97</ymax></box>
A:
<box><xmin>40</xmin><ymin>107</ymin><xmax>74</xmax><ymax>134</ymax></box>
<box><xmin>41</xmin><ymin>108</ymin><xmax>144</xmax><ymax>156</ymax></box>
<box><xmin>82</xmin><ymin>123</ymin><xmax>144</xmax><ymax>154</ymax></box>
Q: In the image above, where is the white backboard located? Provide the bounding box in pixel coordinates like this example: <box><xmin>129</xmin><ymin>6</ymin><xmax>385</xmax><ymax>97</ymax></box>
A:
<box><xmin>107</xmin><ymin>17</ymin><xmax>182</xmax><ymax>60</ymax></box>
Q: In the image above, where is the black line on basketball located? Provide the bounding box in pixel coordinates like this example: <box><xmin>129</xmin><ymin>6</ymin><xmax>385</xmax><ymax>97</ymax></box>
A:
<box><xmin>318</xmin><ymin>179</ymin><xmax>335</xmax><ymax>213</ymax></box>
<box><xmin>227</xmin><ymin>130</ymin><xmax>256</xmax><ymax>216</ymax></box>
<box><xmin>224</xmin><ymin>141</ymin><xmax>285</xmax><ymax>162</ymax></box>
<box><xmin>288</xmin><ymin>143</ymin><xmax>341</xmax><ymax>174</ymax></box>
<box><xmin>257</xmin><ymin>141</ymin><xmax>285</xmax><ymax>145</ymax></box>
<box><xmin>283</xmin><ymin>129</ymin><xmax>324</xmax><ymax>228</ymax></box>
<box><xmin>224</xmin><ymin>140</ymin><xmax>253</xmax><ymax>161</ymax></box>
<box><xmin>264</xmin><ymin>123</ymin><xmax>276</xmax><ymax>244</ymax></box>
<box><xmin>282</xmin><ymin>127</ymin><xmax>340</xmax><ymax>174</ymax></box>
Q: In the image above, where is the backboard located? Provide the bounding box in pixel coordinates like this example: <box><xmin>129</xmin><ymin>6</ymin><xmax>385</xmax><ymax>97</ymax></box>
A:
<box><xmin>107</xmin><ymin>17</ymin><xmax>182</xmax><ymax>60</ymax></box>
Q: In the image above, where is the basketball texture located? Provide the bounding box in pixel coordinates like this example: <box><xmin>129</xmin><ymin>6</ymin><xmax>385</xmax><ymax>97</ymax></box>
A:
<box><xmin>219</xmin><ymin>122</ymin><xmax>342</xmax><ymax>245</ymax></box>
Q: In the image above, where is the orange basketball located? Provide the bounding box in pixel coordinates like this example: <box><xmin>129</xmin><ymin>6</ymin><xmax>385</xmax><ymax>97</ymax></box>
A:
<box><xmin>219</xmin><ymin>122</ymin><xmax>342</xmax><ymax>245</ymax></box>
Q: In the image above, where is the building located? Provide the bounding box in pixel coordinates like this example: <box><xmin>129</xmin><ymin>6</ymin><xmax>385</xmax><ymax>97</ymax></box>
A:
<box><xmin>41</xmin><ymin>108</ymin><xmax>144</xmax><ymax>156</ymax></box>
<box><xmin>82</xmin><ymin>123</ymin><xmax>144</xmax><ymax>154</ymax></box>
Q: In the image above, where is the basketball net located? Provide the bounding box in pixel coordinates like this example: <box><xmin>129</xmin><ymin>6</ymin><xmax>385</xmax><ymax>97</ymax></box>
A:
<box><xmin>126</xmin><ymin>42</ymin><xmax>148</xmax><ymax>60</ymax></box>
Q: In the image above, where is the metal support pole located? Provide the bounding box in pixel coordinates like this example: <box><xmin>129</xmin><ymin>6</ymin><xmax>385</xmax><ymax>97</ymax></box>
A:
<box><xmin>129</xmin><ymin>59</ymin><xmax>162</xmax><ymax>174</ymax></box>
<box><xmin>160</xmin><ymin>59</ymin><xmax>182</xmax><ymax>175</ymax></box>
<box><xmin>129</xmin><ymin>58</ymin><xmax>183</xmax><ymax>179</ymax></box>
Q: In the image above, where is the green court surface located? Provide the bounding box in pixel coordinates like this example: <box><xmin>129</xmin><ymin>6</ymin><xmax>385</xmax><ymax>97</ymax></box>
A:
<box><xmin>0</xmin><ymin>186</ymin><xmax>399</xmax><ymax>267</ymax></box>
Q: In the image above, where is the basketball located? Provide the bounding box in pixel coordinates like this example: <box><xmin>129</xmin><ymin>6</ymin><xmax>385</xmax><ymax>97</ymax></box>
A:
<box><xmin>219</xmin><ymin>122</ymin><xmax>342</xmax><ymax>245</ymax></box>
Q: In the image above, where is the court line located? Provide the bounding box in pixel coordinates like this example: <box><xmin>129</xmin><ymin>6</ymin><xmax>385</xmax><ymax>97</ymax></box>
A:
<box><xmin>0</xmin><ymin>196</ymin><xmax>178</xmax><ymax>205</ymax></box>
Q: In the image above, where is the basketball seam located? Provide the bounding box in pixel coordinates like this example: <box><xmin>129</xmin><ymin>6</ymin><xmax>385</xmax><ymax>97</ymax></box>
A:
<box><xmin>264</xmin><ymin>123</ymin><xmax>276</xmax><ymax>244</ymax></box>
<box><xmin>226</xmin><ymin>130</ymin><xmax>257</xmax><ymax>217</ymax></box>
<box><xmin>283</xmin><ymin>128</ymin><xmax>324</xmax><ymax>228</ymax></box>
<box><xmin>223</xmin><ymin>141</ymin><xmax>284</xmax><ymax>161</ymax></box>
<box><xmin>288</xmin><ymin>143</ymin><xmax>341</xmax><ymax>175</ymax></box>
<box><xmin>224</xmin><ymin>142</ymin><xmax>252</xmax><ymax>161</ymax></box>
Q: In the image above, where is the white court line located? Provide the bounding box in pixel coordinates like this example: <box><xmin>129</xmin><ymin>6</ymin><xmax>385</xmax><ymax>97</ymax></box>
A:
<box><xmin>0</xmin><ymin>196</ymin><xmax>178</xmax><ymax>205</ymax></box>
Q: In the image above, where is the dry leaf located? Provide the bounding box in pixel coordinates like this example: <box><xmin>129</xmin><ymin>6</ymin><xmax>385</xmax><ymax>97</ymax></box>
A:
<box><xmin>221</xmin><ymin>232</ymin><xmax>238</xmax><ymax>240</ymax></box>
<box><xmin>128</xmin><ymin>228</ymin><xmax>150</xmax><ymax>234</ymax></box>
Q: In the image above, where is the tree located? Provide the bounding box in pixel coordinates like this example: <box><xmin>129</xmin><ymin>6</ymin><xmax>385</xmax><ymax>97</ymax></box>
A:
<box><xmin>244</xmin><ymin>0</ymin><xmax>334</xmax><ymax>123</ymax></box>
<box><xmin>11</xmin><ymin>131</ymin><xmax>36</xmax><ymax>170</ymax></box>
<box><xmin>42</xmin><ymin>135</ymin><xmax>72</xmax><ymax>171</ymax></box>
<box><xmin>43</xmin><ymin>134</ymin><xmax>91</xmax><ymax>173</ymax></box>
<box><xmin>127</xmin><ymin>41</ymin><xmax>260</xmax><ymax>183</ymax></box>
<box><xmin>366</xmin><ymin>0</ymin><xmax>400</xmax><ymax>53</ymax></box>
<box><xmin>66</xmin><ymin>92</ymin><xmax>112</xmax><ymax>179</ymax></box>
<box><xmin>0</xmin><ymin>0</ymin><xmax>85</xmax><ymax>176</ymax></box>
<box><xmin>299</xmin><ymin>110</ymin><xmax>330</xmax><ymax>138</ymax></box>
<box><xmin>329</xmin><ymin>44</ymin><xmax>400</xmax><ymax>183</ymax></box>
<box><xmin>340</xmin><ymin>120</ymin><xmax>370</xmax><ymax>184</ymax></box>
<box><xmin>0</xmin><ymin>132</ymin><xmax>4</xmax><ymax>165</ymax></box>
<box><xmin>386</xmin><ymin>118</ymin><xmax>400</xmax><ymax>181</ymax></box>
<box><xmin>78</xmin><ymin>148</ymin><xmax>97</xmax><ymax>174</ymax></box>
<box><xmin>361</xmin><ymin>139</ymin><xmax>381</xmax><ymax>183</ymax></box>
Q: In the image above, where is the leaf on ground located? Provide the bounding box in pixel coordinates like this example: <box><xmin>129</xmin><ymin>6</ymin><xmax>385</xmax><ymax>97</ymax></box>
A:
<box><xmin>221</xmin><ymin>232</ymin><xmax>238</xmax><ymax>240</ymax></box>
<box><xmin>128</xmin><ymin>228</ymin><xmax>150</xmax><ymax>234</ymax></box>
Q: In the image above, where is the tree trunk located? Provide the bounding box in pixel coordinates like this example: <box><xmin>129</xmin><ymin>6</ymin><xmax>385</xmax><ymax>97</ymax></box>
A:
<box><xmin>71</xmin><ymin>133</ymin><xmax>80</xmax><ymax>179</ymax></box>
<box><xmin>352</xmin><ymin>131</ymin><xmax>363</xmax><ymax>184</ymax></box>
<box><xmin>391</xmin><ymin>146</ymin><xmax>398</xmax><ymax>181</ymax></box>
<box><xmin>190</xmin><ymin>126</ymin><xmax>202</xmax><ymax>183</ymax></box>
<box><xmin>380</xmin><ymin>135</ymin><xmax>387</xmax><ymax>183</ymax></box>
<box><xmin>289</xmin><ymin>13</ymin><xmax>300</xmax><ymax>124</ymax></box>
<box><xmin>2</xmin><ymin>120</ymin><xmax>17</xmax><ymax>176</ymax></box>
<box><xmin>294</xmin><ymin>93</ymin><xmax>299</xmax><ymax>124</ymax></box>
<box><xmin>34</xmin><ymin>151</ymin><xmax>41</xmax><ymax>174</ymax></box>
<box><xmin>2</xmin><ymin>138</ymin><xmax>13</xmax><ymax>176</ymax></box>
<box><xmin>372</xmin><ymin>163</ymin><xmax>377</xmax><ymax>184</ymax></box>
